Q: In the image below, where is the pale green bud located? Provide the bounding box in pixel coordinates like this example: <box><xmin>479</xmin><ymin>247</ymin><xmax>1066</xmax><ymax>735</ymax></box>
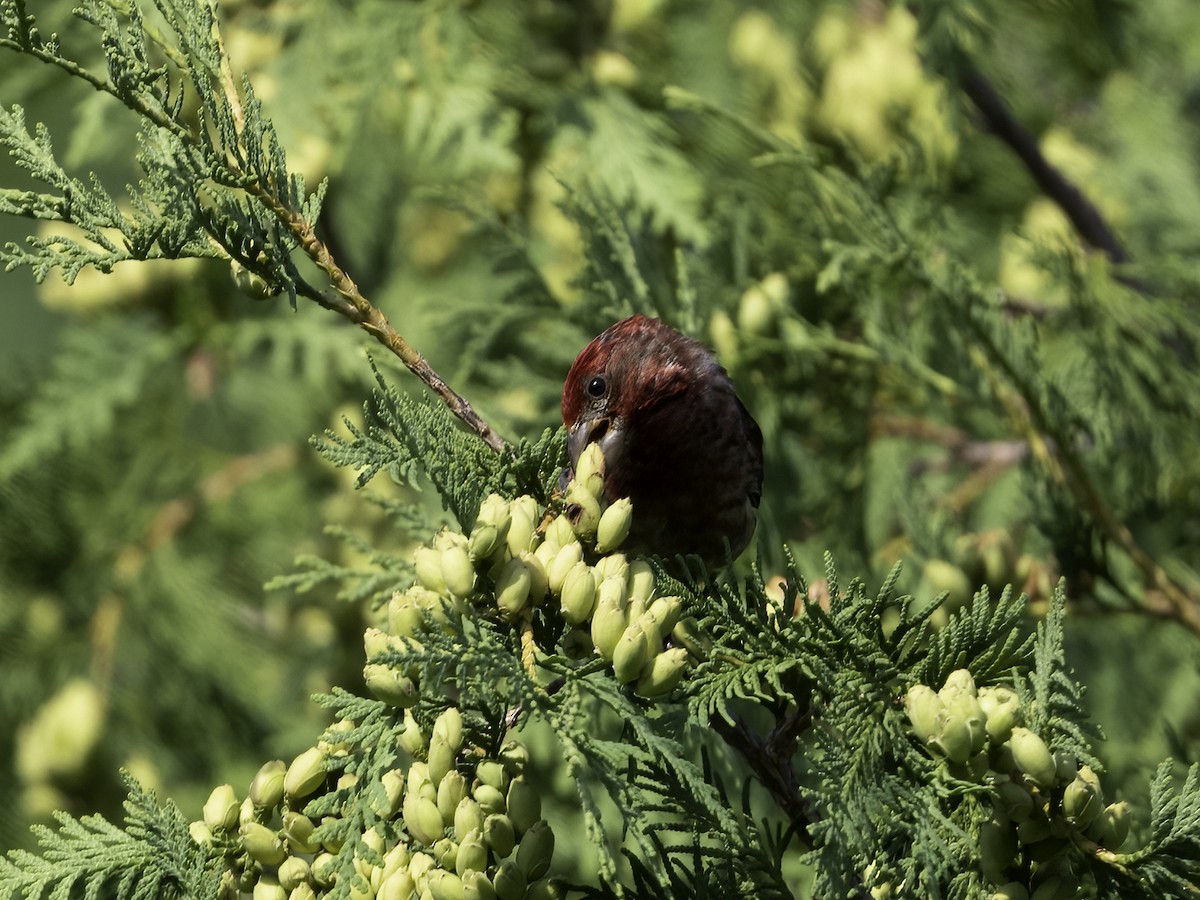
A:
<box><xmin>388</xmin><ymin>591</ymin><xmax>426</xmax><ymax>639</ymax></box>
<box><xmin>591</xmin><ymin>586</ymin><xmax>628</xmax><ymax>662</ymax></box>
<box><xmin>994</xmin><ymin>780</ymin><xmax>1034</xmax><ymax>823</ymax></box>
<box><xmin>473</xmin><ymin>782</ymin><xmax>506</xmax><ymax>816</ymax></box>
<box><xmin>427</xmin><ymin>870</ymin><xmax>464</xmax><ymax>900</ymax></box>
<box><xmin>254</xmin><ymin>875</ymin><xmax>289</xmax><ymax>900</ymax></box>
<box><xmin>278</xmin><ymin>856</ymin><xmax>311</xmax><ymax>892</ymax></box>
<box><xmin>559</xmin><ymin>562</ymin><xmax>598</xmax><ymax>626</ymax></box>
<box><xmin>515</xmin><ymin>819</ymin><xmax>554</xmax><ymax>881</ymax></box>
<box><xmin>311</xmin><ymin>852</ymin><xmax>338</xmax><ymax>887</ymax></box>
<box><xmin>469</xmin><ymin>523</ymin><xmax>502</xmax><ymax>563</ymax></box>
<box><xmin>471</xmin><ymin>495</ymin><xmax>512</xmax><ymax>559</ymax></box>
<box><xmin>405</xmin><ymin>793</ymin><xmax>446</xmax><ymax>847</ymax></box>
<box><xmin>240</xmin><ymin>821</ymin><xmax>286</xmax><ymax>866</ymax></box>
<box><xmin>524</xmin><ymin>881</ymin><xmax>564</xmax><ymax>900</ymax></box>
<box><xmin>491</xmin><ymin>859</ymin><xmax>526</xmax><ymax>900</ymax></box>
<box><xmin>428</xmin><ymin>734</ymin><xmax>455</xmax><ymax>785</ymax></box>
<box><xmin>647</xmin><ymin>596</ymin><xmax>683</xmax><ymax>635</ymax></box>
<box><xmin>545</xmin><ymin>515</ymin><xmax>577</xmax><ymax>549</ymax></box>
<box><xmin>613</xmin><ymin>622</ymin><xmax>653</xmax><ymax>684</ymax></box>
<box><xmin>572</xmin><ymin>443</ymin><xmax>606</xmax><ymax>500</ymax></box>
<box><xmin>378</xmin><ymin>870</ymin><xmax>417</xmax><ymax>900</ymax></box>
<box><xmin>188</xmin><ymin>821</ymin><xmax>212</xmax><ymax>846</ymax></box>
<box><xmin>438</xmin><ymin>771</ymin><xmax>469</xmax><ymax>824</ymax></box>
<box><xmin>565</xmin><ymin>481</ymin><xmax>602</xmax><ymax>538</ymax></box>
<box><xmin>1063</xmin><ymin>765</ymin><xmax>1103</xmax><ymax>828</ymax></box>
<box><xmin>364</xmin><ymin>663</ymin><xmax>420</xmax><ymax>708</ymax></box>
<box><xmin>635</xmin><ymin>647</ymin><xmax>690</xmax><ymax>697</ymax></box>
<box><xmin>370</xmin><ymin>769</ymin><xmax>403</xmax><ymax>819</ymax></box>
<box><xmin>939</xmin><ymin>686</ymin><xmax>988</xmax><ymax>756</ymax></box>
<box><xmin>533</xmin><ymin>537</ymin><xmax>559</xmax><ymax>574</ymax></box>
<box><xmin>929</xmin><ymin>713</ymin><xmax>975</xmax><ymax>764</ymax></box>
<box><xmin>285</xmin><ymin>747</ymin><xmax>328</xmax><ymax>800</ymax></box>
<box><xmin>433</xmin><ymin>837</ymin><xmax>459</xmax><ymax>871</ymax></box>
<box><xmin>399</xmin><ymin>709</ymin><xmax>426</xmax><ymax>756</ymax></box>
<box><xmin>978</xmin><ymin>686</ymin><xmax>1023</xmax><ymax>745</ymax></box>
<box><xmin>626</xmin><ymin>560</ymin><xmax>655</xmax><ymax>606</ymax></box>
<box><xmin>203</xmin><ymin>783</ymin><xmax>240</xmax><ymax>832</ymax></box>
<box><xmin>290</xmin><ymin>884</ymin><xmax>318</xmax><ymax>900</ymax></box>
<box><xmin>593</xmin><ymin>552</ymin><xmax>629</xmax><ymax>583</ymax></box>
<box><xmin>239</xmin><ymin>795</ymin><xmax>258</xmax><ymax>827</ymax></box>
<box><xmin>506</xmin><ymin>497</ymin><xmax>539</xmax><ymax>556</ymax></box>
<box><xmin>595</xmin><ymin>498</ymin><xmax>633</xmax><ymax>553</ymax></box>
<box><xmin>476</xmin><ymin>759</ymin><xmax>510</xmax><ymax>792</ymax></box>
<box><xmin>415</xmin><ymin>545</ymin><xmax>448</xmax><ymax>593</ymax></box>
<box><xmin>283</xmin><ymin>811</ymin><xmax>320</xmax><ymax>855</ymax></box>
<box><xmin>441</xmin><ymin>544</ymin><xmax>477</xmax><ymax>599</ymax></box>
<box><xmin>476</xmin><ymin>493</ymin><xmax>512</xmax><ymax>530</ymax></box>
<box><xmin>1089</xmin><ymin>800</ymin><xmax>1130</xmax><ymax>849</ymax></box>
<box><xmin>319</xmin><ymin>717</ymin><xmax>355</xmax><ymax>756</ymax></box>
<box><xmin>1016</xmin><ymin>814</ymin><xmax>1051</xmax><ymax>845</ymax></box>
<box><xmin>408</xmin><ymin>761</ymin><xmax>437</xmax><ymax>801</ymax></box>
<box><xmin>498</xmin><ymin>739</ymin><xmax>528</xmax><ymax>776</ymax></box>
<box><xmin>505</xmin><ymin>777</ymin><xmax>541</xmax><ymax>836</ymax></box>
<box><xmin>484</xmin><ymin>813</ymin><xmax>516</xmax><ymax>858</ymax></box>
<box><xmin>942</xmin><ymin>668</ymin><xmax>977</xmax><ymax>696</ymax></box>
<box><xmin>519</xmin><ymin>550</ymin><xmax>549</xmax><ymax>604</ymax></box>
<box><xmin>409</xmin><ymin>851</ymin><xmax>436</xmax><ymax>883</ymax></box>
<box><xmin>494</xmin><ymin>556</ymin><xmax>532</xmax><ymax>621</ymax></box>
<box><xmin>979</xmin><ymin>816</ymin><xmax>1017</xmax><ymax>884</ymax></box>
<box><xmin>456</xmin><ymin>826</ymin><xmax>488</xmax><ymax>876</ymax></box>
<box><xmin>547</xmin><ymin>542</ymin><xmax>584</xmax><ymax>596</ymax></box>
<box><xmin>462</xmin><ymin>869</ymin><xmax>498</xmax><ymax>900</ymax></box>
<box><xmin>319</xmin><ymin>816</ymin><xmax>346</xmax><ymax>853</ymax></box>
<box><xmin>1009</xmin><ymin>728</ymin><xmax>1057</xmax><ymax>789</ymax></box>
<box><xmin>249</xmin><ymin>759</ymin><xmax>287</xmax><ymax>812</ymax></box>
<box><xmin>905</xmin><ymin>685</ymin><xmax>946</xmax><ymax>744</ymax></box>
<box><xmin>382</xmin><ymin>843</ymin><xmax>411</xmax><ymax>881</ymax></box>
<box><xmin>454</xmin><ymin>796</ymin><xmax>486</xmax><ymax>840</ymax></box>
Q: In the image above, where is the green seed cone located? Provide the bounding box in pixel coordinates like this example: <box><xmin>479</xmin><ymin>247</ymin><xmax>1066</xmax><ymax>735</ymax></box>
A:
<box><xmin>427</xmin><ymin>869</ymin><xmax>465</xmax><ymax>900</ymax></box>
<box><xmin>939</xmin><ymin>685</ymin><xmax>988</xmax><ymax>756</ymax></box>
<box><xmin>399</xmin><ymin>709</ymin><xmax>426</xmax><ymax>757</ymax></box>
<box><xmin>942</xmin><ymin>668</ymin><xmax>977</xmax><ymax>696</ymax></box>
<box><xmin>240</xmin><ymin>821</ymin><xmax>286</xmax><ymax>866</ymax></box>
<box><xmin>612</xmin><ymin>622</ymin><xmax>653</xmax><ymax>684</ymax></box>
<box><xmin>994</xmin><ymin>780</ymin><xmax>1034</xmax><ymax>823</ymax></box>
<box><xmin>476</xmin><ymin>759</ymin><xmax>509</xmax><ymax>792</ymax></box>
<box><xmin>203</xmin><ymin>784</ymin><xmax>240</xmax><ymax>832</ymax></box>
<box><xmin>979</xmin><ymin>817</ymin><xmax>1017</xmax><ymax>885</ymax></box>
<box><xmin>595</xmin><ymin>498</ymin><xmax>633</xmax><ymax>553</ymax></box>
<box><xmin>311</xmin><ymin>852</ymin><xmax>338</xmax><ymax>887</ymax></box>
<box><xmin>1009</xmin><ymin>728</ymin><xmax>1057</xmax><ymax>789</ymax></box>
<box><xmin>565</xmin><ymin>481</ymin><xmax>601</xmax><ymax>537</ymax></box>
<box><xmin>519</xmin><ymin>550</ymin><xmax>549</xmax><ymax>604</ymax></box>
<box><xmin>1062</xmin><ymin>765</ymin><xmax>1103</xmax><ymax>828</ymax></box>
<box><xmin>1089</xmin><ymin>800</ymin><xmax>1130</xmax><ymax>849</ymax></box>
<box><xmin>560</xmin><ymin>562</ymin><xmax>598</xmax><ymax>626</ymax></box>
<box><xmin>188</xmin><ymin>821</ymin><xmax>212</xmax><ymax>846</ymax></box>
<box><xmin>462</xmin><ymin>869</ymin><xmax>498</xmax><ymax>900</ymax></box>
<box><xmin>433</xmin><ymin>837</ymin><xmax>460</xmax><ymax>872</ymax></box>
<box><xmin>491</xmin><ymin>860</ymin><xmax>526</xmax><ymax>900</ymax></box>
<box><xmin>930</xmin><ymin>713</ymin><xmax>975</xmax><ymax>764</ymax></box>
<box><xmin>671</xmin><ymin>616</ymin><xmax>710</xmax><ymax>660</ymax></box>
<box><xmin>591</xmin><ymin>583</ymin><xmax>629</xmax><ymax>662</ymax></box>
<box><xmin>515</xmin><ymin>819</ymin><xmax>555</xmax><ymax>881</ymax></box>
<box><xmin>989</xmin><ymin>883</ymin><xmax>1029</xmax><ymax>900</ymax></box>
<box><xmin>278</xmin><ymin>856</ymin><xmax>310</xmax><ymax>892</ymax></box>
<box><xmin>378</xmin><ymin>870</ymin><xmax>417</xmax><ymax>900</ymax></box>
<box><xmin>290</xmin><ymin>884</ymin><xmax>318</xmax><ymax>900</ymax></box>
<box><xmin>626</xmin><ymin>560</ymin><xmax>655</xmax><ymax>606</ymax></box>
<box><xmin>593</xmin><ymin>552</ymin><xmax>629</xmax><ymax>583</ymax></box>
<box><xmin>284</xmin><ymin>747</ymin><xmax>328</xmax><ymax>800</ymax></box>
<box><xmin>494</xmin><ymin>556</ymin><xmax>533</xmax><ymax>621</ymax></box>
<box><xmin>506</xmin><ymin>499</ymin><xmax>538</xmax><ymax>557</ymax></box>
<box><xmin>364</xmin><ymin>663</ymin><xmax>421</xmax><ymax>708</ymax></box>
<box><xmin>441</xmin><ymin>544</ymin><xmax>477</xmax><ymax>599</ymax></box>
<box><xmin>498</xmin><ymin>739</ymin><xmax>528</xmax><ymax>776</ymax></box>
<box><xmin>978</xmin><ymin>686</ymin><xmax>1022</xmax><ymax>745</ymax></box>
<box><xmin>473</xmin><ymin>782</ymin><xmax>507</xmax><ymax>816</ymax></box>
<box><xmin>415</xmin><ymin>545</ymin><xmax>448</xmax><ymax>593</ymax></box>
<box><xmin>283</xmin><ymin>811</ymin><xmax>320</xmax><ymax>855</ymax></box>
<box><xmin>454</xmin><ymin>797</ymin><xmax>486</xmax><ymax>841</ymax></box>
<box><xmin>547</xmin><ymin>542</ymin><xmax>584</xmax><ymax>596</ymax></box>
<box><xmin>427</xmin><ymin>733</ymin><xmax>455</xmax><ymax>785</ymax></box>
<box><xmin>635</xmin><ymin>647</ymin><xmax>690</xmax><ymax>697</ymax></box>
<box><xmin>506</xmin><ymin>777</ymin><xmax>541</xmax><ymax>836</ymax></box>
<box><xmin>438</xmin><ymin>770</ymin><xmax>469</xmax><ymax>825</ymax></box>
<box><xmin>456</xmin><ymin>827</ymin><xmax>488</xmax><ymax>877</ymax></box>
<box><xmin>484</xmin><ymin>813</ymin><xmax>517</xmax><ymax>858</ymax></box>
<box><xmin>253</xmin><ymin>875</ymin><xmax>288</xmax><ymax>900</ymax></box>
<box><xmin>904</xmin><ymin>685</ymin><xmax>946</xmax><ymax>744</ymax></box>
<box><xmin>572</xmin><ymin>444</ymin><xmax>606</xmax><ymax>500</ymax></box>
<box><xmin>249</xmin><ymin>759</ymin><xmax>287</xmax><ymax>812</ymax></box>
<box><xmin>405</xmin><ymin>794</ymin><xmax>447</xmax><ymax>847</ymax></box>
<box><xmin>647</xmin><ymin>595</ymin><xmax>683</xmax><ymax>635</ymax></box>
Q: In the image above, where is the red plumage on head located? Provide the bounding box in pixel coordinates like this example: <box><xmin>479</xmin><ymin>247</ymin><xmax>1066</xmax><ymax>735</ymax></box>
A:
<box><xmin>562</xmin><ymin>315</ymin><xmax>763</xmax><ymax>566</ymax></box>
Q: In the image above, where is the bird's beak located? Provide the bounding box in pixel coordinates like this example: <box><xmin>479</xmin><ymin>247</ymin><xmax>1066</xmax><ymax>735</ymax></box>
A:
<box><xmin>567</xmin><ymin>417</ymin><xmax>625</xmax><ymax>469</ymax></box>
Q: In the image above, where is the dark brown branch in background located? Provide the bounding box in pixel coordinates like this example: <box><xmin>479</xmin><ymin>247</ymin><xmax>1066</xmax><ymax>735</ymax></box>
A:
<box><xmin>960</xmin><ymin>68</ymin><xmax>1131</xmax><ymax>268</ymax></box>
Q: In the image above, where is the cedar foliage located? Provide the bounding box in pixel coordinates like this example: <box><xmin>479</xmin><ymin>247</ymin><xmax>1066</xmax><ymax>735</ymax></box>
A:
<box><xmin>3</xmin><ymin>0</ymin><xmax>1200</xmax><ymax>897</ymax></box>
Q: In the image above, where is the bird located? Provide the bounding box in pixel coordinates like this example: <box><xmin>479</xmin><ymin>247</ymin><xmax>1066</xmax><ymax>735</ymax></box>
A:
<box><xmin>562</xmin><ymin>314</ymin><xmax>763</xmax><ymax>567</ymax></box>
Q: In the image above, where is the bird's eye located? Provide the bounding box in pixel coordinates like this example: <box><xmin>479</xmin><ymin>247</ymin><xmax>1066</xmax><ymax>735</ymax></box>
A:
<box><xmin>586</xmin><ymin>375</ymin><xmax>607</xmax><ymax>399</ymax></box>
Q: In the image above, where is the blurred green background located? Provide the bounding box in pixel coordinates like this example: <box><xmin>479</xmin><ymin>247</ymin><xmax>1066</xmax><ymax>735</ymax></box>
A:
<box><xmin>3</xmin><ymin>0</ymin><xmax>1200</xmax><ymax>882</ymax></box>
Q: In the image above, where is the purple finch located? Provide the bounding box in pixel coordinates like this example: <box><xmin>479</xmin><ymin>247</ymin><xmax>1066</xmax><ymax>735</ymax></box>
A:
<box><xmin>562</xmin><ymin>315</ymin><xmax>763</xmax><ymax>566</ymax></box>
